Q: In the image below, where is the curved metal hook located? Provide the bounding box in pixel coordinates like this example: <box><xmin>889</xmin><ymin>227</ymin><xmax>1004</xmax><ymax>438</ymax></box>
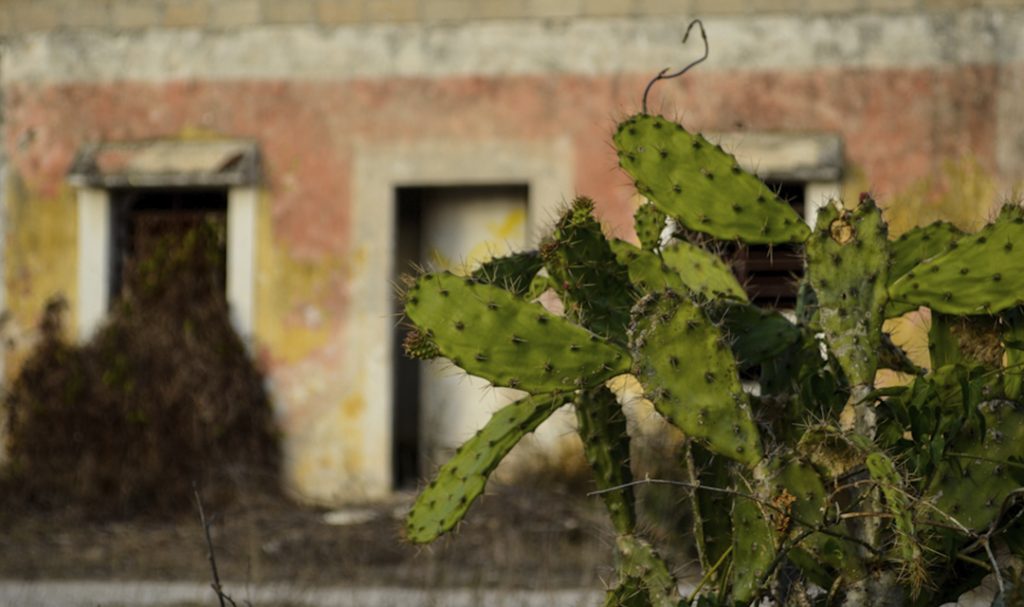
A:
<box><xmin>641</xmin><ymin>19</ymin><xmax>709</xmax><ymax>115</ymax></box>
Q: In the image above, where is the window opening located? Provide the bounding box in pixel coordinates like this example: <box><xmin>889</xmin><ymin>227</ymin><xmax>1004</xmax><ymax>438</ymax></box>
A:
<box><xmin>729</xmin><ymin>180</ymin><xmax>806</xmax><ymax>309</ymax></box>
<box><xmin>110</xmin><ymin>188</ymin><xmax>228</xmax><ymax>302</ymax></box>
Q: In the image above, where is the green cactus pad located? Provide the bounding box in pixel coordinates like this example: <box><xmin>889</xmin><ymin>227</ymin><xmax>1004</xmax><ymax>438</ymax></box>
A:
<box><xmin>713</xmin><ymin>302</ymin><xmax>800</xmax><ymax>369</ymax></box>
<box><xmin>887</xmin><ymin>220</ymin><xmax>959</xmax><ymax>315</ymax></box>
<box><xmin>889</xmin><ymin>204</ymin><xmax>1024</xmax><ymax>315</ymax></box>
<box><xmin>806</xmin><ymin>198</ymin><xmax>890</xmax><ymax>386</ymax></box>
<box><xmin>634</xmin><ymin>203</ymin><xmax>668</xmax><ymax>252</ymax></box>
<box><xmin>542</xmin><ymin>197</ymin><xmax>636</xmax><ymax>340</ymax></box>
<box><xmin>888</xmin><ymin>221</ymin><xmax>963</xmax><ymax>286</ymax></box>
<box><xmin>866</xmin><ymin>452</ymin><xmax>923</xmax><ymax>574</ymax></box>
<box><xmin>614</xmin><ymin>114</ymin><xmax>810</xmax><ymax>245</ymax></box>
<box><xmin>1003</xmin><ymin>308</ymin><xmax>1024</xmax><ymax>400</ymax></box>
<box><xmin>404</xmin><ymin>271</ymin><xmax>630</xmax><ymax>392</ymax></box>
<box><xmin>405</xmin><ymin>393</ymin><xmax>566</xmax><ymax>543</ymax></box>
<box><xmin>731</xmin><ymin>495</ymin><xmax>775</xmax><ymax>604</ymax></box>
<box><xmin>576</xmin><ymin>387</ymin><xmax>636</xmax><ymax>534</ymax></box>
<box><xmin>470</xmin><ymin>251</ymin><xmax>543</xmax><ymax>296</ymax></box>
<box><xmin>689</xmin><ymin>443</ymin><xmax>735</xmax><ymax>570</ymax></box>
<box><xmin>775</xmin><ymin>458</ymin><xmax>865</xmax><ymax>581</ymax></box>
<box><xmin>620</xmin><ymin>241</ymin><xmax>748</xmax><ymax>303</ymax></box>
<box><xmin>607</xmin><ymin>535</ymin><xmax>679</xmax><ymax>607</ymax></box>
<box><xmin>926</xmin><ymin>399</ymin><xmax>1024</xmax><ymax>532</ymax></box>
<box><xmin>629</xmin><ymin>290</ymin><xmax>762</xmax><ymax>466</ymax></box>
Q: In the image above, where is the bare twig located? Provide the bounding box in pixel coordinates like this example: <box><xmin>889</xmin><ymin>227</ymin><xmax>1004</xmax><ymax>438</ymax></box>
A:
<box><xmin>589</xmin><ymin>477</ymin><xmax>883</xmax><ymax>556</ymax></box>
<box><xmin>982</xmin><ymin>538</ymin><xmax>1005</xmax><ymax>597</ymax></box>
<box><xmin>193</xmin><ymin>484</ymin><xmax>238</xmax><ymax>607</ymax></box>
<box><xmin>641</xmin><ymin>19</ymin><xmax>709</xmax><ymax>114</ymax></box>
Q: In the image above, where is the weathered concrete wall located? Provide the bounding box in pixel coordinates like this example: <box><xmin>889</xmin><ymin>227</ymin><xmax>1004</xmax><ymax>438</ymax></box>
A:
<box><xmin>2</xmin><ymin>0</ymin><xmax>1020</xmax><ymax>34</ymax></box>
<box><xmin>2</xmin><ymin>6</ymin><xmax>1022</xmax><ymax>502</ymax></box>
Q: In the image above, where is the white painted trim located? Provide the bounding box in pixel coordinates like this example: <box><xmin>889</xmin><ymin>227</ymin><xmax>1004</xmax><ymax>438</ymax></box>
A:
<box><xmin>76</xmin><ymin>188</ymin><xmax>112</xmax><ymax>341</ymax></box>
<box><xmin>344</xmin><ymin>138</ymin><xmax>573</xmax><ymax>498</ymax></box>
<box><xmin>3</xmin><ymin>8</ymin><xmax>1022</xmax><ymax>85</ymax></box>
<box><xmin>227</xmin><ymin>187</ymin><xmax>257</xmax><ymax>339</ymax></box>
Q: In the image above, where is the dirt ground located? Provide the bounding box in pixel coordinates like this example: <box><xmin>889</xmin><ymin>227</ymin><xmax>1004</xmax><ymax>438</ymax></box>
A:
<box><xmin>0</xmin><ymin>483</ymin><xmax>666</xmax><ymax>590</ymax></box>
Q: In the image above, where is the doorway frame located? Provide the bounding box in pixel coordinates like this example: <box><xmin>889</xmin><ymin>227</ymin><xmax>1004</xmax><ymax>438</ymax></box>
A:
<box><xmin>350</xmin><ymin>138</ymin><xmax>573</xmax><ymax>496</ymax></box>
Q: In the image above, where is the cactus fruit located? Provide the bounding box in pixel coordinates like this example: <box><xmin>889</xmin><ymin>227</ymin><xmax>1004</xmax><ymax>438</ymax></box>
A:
<box><xmin>470</xmin><ymin>251</ymin><xmax>543</xmax><ymax>296</ymax></box>
<box><xmin>806</xmin><ymin>197</ymin><xmax>889</xmax><ymax>387</ymax></box>
<box><xmin>576</xmin><ymin>386</ymin><xmax>636</xmax><ymax>534</ymax></box>
<box><xmin>926</xmin><ymin>399</ymin><xmax>1024</xmax><ymax>531</ymax></box>
<box><xmin>634</xmin><ymin>202</ymin><xmax>668</xmax><ymax>251</ymax></box>
<box><xmin>404</xmin><ymin>271</ymin><xmax>630</xmax><ymax>392</ymax></box>
<box><xmin>405</xmin><ymin>393</ymin><xmax>566</xmax><ymax>543</ymax></box>
<box><xmin>613</xmin><ymin>114</ymin><xmax>810</xmax><ymax>245</ymax></box>
<box><xmin>890</xmin><ymin>203</ymin><xmax>1024</xmax><ymax>315</ymax></box>
<box><xmin>628</xmin><ymin>290</ymin><xmax>762</xmax><ymax>466</ymax></box>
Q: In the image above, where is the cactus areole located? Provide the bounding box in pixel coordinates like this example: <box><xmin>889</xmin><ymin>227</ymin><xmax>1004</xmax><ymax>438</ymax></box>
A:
<box><xmin>398</xmin><ymin>23</ymin><xmax>1024</xmax><ymax>607</ymax></box>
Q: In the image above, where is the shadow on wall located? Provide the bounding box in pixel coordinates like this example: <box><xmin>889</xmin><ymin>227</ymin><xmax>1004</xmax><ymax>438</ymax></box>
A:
<box><xmin>1</xmin><ymin>221</ymin><xmax>280</xmax><ymax>518</ymax></box>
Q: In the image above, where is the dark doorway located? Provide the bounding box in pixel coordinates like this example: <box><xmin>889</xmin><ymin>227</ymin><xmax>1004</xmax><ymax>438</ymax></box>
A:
<box><xmin>392</xmin><ymin>184</ymin><xmax>530</xmax><ymax>489</ymax></box>
<box><xmin>110</xmin><ymin>188</ymin><xmax>228</xmax><ymax>303</ymax></box>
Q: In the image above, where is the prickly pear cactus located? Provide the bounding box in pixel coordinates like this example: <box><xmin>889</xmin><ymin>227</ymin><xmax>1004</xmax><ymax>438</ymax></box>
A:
<box><xmin>399</xmin><ymin>43</ymin><xmax>1024</xmax><ymax>607</ymax></box>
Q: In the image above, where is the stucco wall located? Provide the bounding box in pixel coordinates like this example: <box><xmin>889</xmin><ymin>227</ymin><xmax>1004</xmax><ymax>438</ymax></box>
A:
<box><xmin>2</xmin><ymin>6</ymin><xmax>1022</xmax><ymax>502</ymax></box>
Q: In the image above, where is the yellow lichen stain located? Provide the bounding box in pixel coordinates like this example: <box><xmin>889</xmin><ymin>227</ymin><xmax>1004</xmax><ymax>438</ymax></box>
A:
<box><xmin>176</xmin><ymin>126</ymin><xmax>229</xmax><ymax>141</ymax></box>
<box><xmin>253</xmin><ymin>192</ymin><xmax>349</xmax><ymax>364</ymax></box>
<box><xmin>426</xmin><ymin>207</ymin><xmax>527</xmax><ymax>275</ymax></box>
<box><xmin>341</xmin><ymin>394</ymin><xmax>365</xmax><ymax>420</ymax></box>
<box><xmin>863</xmin><ymin>156</ymin><xmax>1008</xmax><ymax>237</ymax></box>
<box><xmin>3</xmin><ymin>175</ymin><xmax>78</xmax><ymax>377</ymax></box>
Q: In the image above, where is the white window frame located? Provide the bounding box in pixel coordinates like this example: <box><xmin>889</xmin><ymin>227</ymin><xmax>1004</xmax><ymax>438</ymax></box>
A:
<box><xmin>74</xmin><ymin>186</ymin><xmax>258</xmax><ymax>341</ymax></box>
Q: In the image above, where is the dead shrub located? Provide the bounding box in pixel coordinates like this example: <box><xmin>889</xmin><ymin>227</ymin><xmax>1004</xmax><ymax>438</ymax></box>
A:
<box><xmin>3</xmin><ymin>222</ymin><xmax>279</xmax><ymax>517</ymax></box>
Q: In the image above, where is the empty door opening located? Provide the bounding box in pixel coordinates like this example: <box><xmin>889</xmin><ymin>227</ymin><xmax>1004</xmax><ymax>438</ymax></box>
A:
<box><xmin>392</xmin><ymin>185</ymin><xmax>529</xmax><ymax>489</ymax></box>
